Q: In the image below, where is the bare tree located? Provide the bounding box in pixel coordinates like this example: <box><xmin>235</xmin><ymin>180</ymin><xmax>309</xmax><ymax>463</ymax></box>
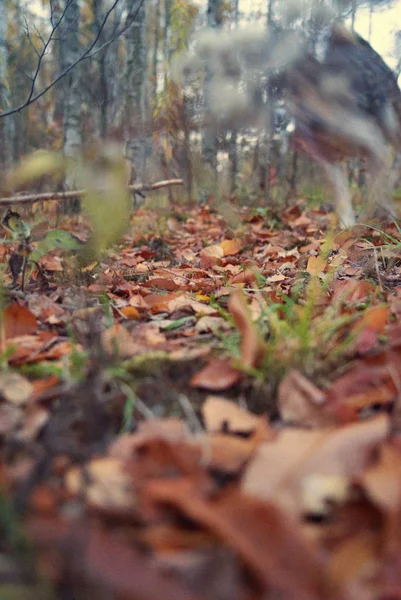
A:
<box><xmin>0</xmin><ymin>0</ymin><xmax>14</xmax><ymax>168</ymax></box>
<box><xmin>124</xmin><ymin>0</ymin><xmax>148</xmax><ymax>182</ymax></box>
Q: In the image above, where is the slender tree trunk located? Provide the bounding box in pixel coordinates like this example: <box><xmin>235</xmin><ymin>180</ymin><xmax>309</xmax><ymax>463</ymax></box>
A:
<box><xmin>228</xmin><ymin>0</ymin><xmax>240</xmax><ymax>195</ymax></box>
<box><xmin>124</xmin><ymin>0</ymin><xmax>147</xmax><ymax>186</ymax></box>
<box><xmin>151</xmin><ymin>0</ymin><xmax>161</xmax><ymax>107</ymax></box>
<box><xmin>93</xmin><ymin>0</ymin><xmax>110</xmax><ymax>139</ymax></box>
<box><xmin>350</xmin><ymin>0</ymin><xmax>357</xmax><ymax>31</ymax></box>
<box><xmin>62</xmin><ymin>0</ymin><xmax>82</xmax><ymax>195</ymax></box>
<box><xmin>12</xmin><ymin>0</ymin><xmax>26</xmax><ymax>161</ymax></box>
<box><xmin>257</xmin><ymin>0</ymin><xmax>274</xmax><ymax>203</ymax></box>
<box><xmin>202</xmin><ymin>0</ymin><xmax>222</xmax><ymax>193</ymax></box>
<box><xmin>0</xmin><ymin>0</ymin><xmax>14</xmax><ymax>170</ymax></box>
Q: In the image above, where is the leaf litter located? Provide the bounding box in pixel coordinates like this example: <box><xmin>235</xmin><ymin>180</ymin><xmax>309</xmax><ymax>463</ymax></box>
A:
<box><xmin>2</xmin><ymin>202</ymin><xmax>401</xmax><ymax>599</ymax></box>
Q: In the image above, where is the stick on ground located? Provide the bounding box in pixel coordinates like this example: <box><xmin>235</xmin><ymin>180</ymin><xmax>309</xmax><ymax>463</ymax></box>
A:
<box><xmin>0</xmin><ymin>179</ymin><xmax>184</xmax><ymax>206</ymax></box>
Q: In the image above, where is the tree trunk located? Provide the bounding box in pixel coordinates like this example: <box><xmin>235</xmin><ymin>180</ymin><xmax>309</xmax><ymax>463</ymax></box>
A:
<box><xmin>62</xmin><ymin>0</ymin><xmax>82</xmax><ymax>197</ymax></box>
<box><xmin>151</xmin><ymin>0</ymin><xmax>161</xmax><ymax>108</ymax></box>
<box><xmin>228</xmin><ymin>0</ymin><xmax>240</xmax><ymax>196</ymax></box>
<box><xmin>124</xmin><ymin>0</ymin><xmax>147</xmax><ymax>187</ymax></box>
<box><xmin>93</xmin><ymin>0</ymin><xmax>110</xmax><ymax>139</ymax></box>
<box><xmin>0</xmin><ymin>0</ymin><xmax>14</xmax><ymax>170</ymax></box>
<box><xmin>350</xmin><ymin>0</ymin><xmax>357</xmax><ymax>32</ymax></box>
<box><xmin>257</xmin><ymin>0</ymin><xmax>274</xmax><ymax>203</ymax></box>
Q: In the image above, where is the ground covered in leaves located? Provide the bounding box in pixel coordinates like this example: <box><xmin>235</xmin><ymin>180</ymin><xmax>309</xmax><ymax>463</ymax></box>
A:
<box><xmin>3</xmin><ymin>198</ymin><xmax>401</xmax><ymax>599</ymax></box>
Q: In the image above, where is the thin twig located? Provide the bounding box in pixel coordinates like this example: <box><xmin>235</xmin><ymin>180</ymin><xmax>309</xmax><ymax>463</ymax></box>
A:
<box><xmin>0</xmin><ymin>0</ymin><xmax>145</xmax><ymax>119</ymax></box>
<box><xmin>0</xmin><ymin>179</ymin><xmax>184</xmax><ymax>206</ymax></box>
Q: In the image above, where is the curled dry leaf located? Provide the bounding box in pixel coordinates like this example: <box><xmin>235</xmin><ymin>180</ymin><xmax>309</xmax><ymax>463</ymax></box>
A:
<box><xmin>0</xmin><ymin>372</ymin><xmax>34</xmax><ymax>405</ymax></box>
<box><xmin>195</xmin><ymin>316</ymin><xmax>227</xmax><ymax>334</ymax></box>
<box><xmin>278</xmin><ymin>370</ymin><xmax>332</xmax><ymax>427</ymax></box>
<box><xmin>66</xmin><ymin>457</ymin><xmax>135</xmax><ymax>512</ymax></box>
<box><xmin>190</xmin><ymin>359</ymin><xmax>241</xmax><ymax>391</ymax></box>
<box><xmin>242</xmin><ymin>415</ymin><xmax>389</xmax><ymax>517</ymax></box>
<box><xmin>3</xmin><ymin>302</ymin><xmax>37</xmax><ymax>339</ymax></box>
<box><xmin>143</xmin><ymin>480</ymin><xmax>337</xmax><ymax>600</ymax></box>
<box><xmin>102</xmin><ymin>323</ymin><xmax>138</xmax><ymax>357</ymax></box>
<box><xmin>228</xmin><ymin>289</ymin><xmax>265</xmax><ymax>369</ymax></box>
<box><xmin>202</xmin><ymin>396</ymin><xmax>267</xmax><ymax>435</ymax></box>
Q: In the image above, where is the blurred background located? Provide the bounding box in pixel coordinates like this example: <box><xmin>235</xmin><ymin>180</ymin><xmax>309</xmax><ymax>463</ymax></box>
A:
<box><xmin>0</xmin><ymin>0</ymin><xmax>400</xmax><ymax>208</ymax></box>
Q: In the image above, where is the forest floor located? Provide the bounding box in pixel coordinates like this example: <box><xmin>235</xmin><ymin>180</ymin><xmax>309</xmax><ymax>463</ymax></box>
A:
<box><xmin>2</xmin><ymin>195</ymin><xmax>401</xmax><ymax>599</ymax></box>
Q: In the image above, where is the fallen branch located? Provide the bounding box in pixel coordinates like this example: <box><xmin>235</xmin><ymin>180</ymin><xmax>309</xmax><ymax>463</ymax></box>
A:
<box><xmin>0</xmin><ymin>179</ymin><xmax>184</xmax><ymax>206</ymax></box>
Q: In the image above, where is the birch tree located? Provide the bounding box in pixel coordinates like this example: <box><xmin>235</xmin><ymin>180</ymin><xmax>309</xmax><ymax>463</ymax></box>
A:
<box><xmin>124</xmin><ymin>0</ymin><xmax>147</xmax><ymax>182</ymax></box>
<box><xmin>61</xmin><ymin>0</ymin><xmax>82</xmax><ymax>189</ymax></box>
<box><xmin>0</xmin><ymin>0</ymin><xmax>14</xmax><ymax>169</ymax></box>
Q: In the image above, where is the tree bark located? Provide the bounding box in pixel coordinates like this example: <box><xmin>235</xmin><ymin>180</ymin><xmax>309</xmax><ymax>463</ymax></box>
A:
<box><xmin>124</xmin><ymin>0</ymin><xmax>147</xmax><ymax>185</ymax></box>
<box><xmin>62</xmin><ymin>0</ymin><xmax>82</xmax><ymax>195</ymax></box>
<box><xmin>0</xmin><ymin>0</ymin><xmax>14</xmax><ymax>169</ymax></box>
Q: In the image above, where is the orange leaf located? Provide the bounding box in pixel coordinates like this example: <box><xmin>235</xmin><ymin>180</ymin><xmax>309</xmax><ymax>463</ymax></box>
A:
<box><xmin>3</xmin><ymin>302</ymin><xmax>37</xmax><ymax>339</ymax></box>
<box><xmin>120</xmin><ymin>306</ymin><xmax>141</xmax><ymax>320</ymax></box>
<box><xmin>306</xmin><ymin>256</ymin><xmax>327</xmax><ymax>275</ymax></box>
<box><xmin>219</xmin><ymin>239</ymin><xmax>242</xmax><ymax>256</ymax></box>
<box><xmin>357</xmin><ymin>306</ymin><xmax>389</xmax><ymax>333</ymax></box>
<box><xmin>190</xmin><ymin>358</ymin><xmax>241</xmax><ymax>391</ymax></box>
<box><xmin>228</xmin><ymin>289</ymin><xmax>265</xmax><ymax>369</ymax></box>
<box><xmin>143</xmin><ymin>278</ymin><xmax>179</xmax><ymax>291</ymax></box>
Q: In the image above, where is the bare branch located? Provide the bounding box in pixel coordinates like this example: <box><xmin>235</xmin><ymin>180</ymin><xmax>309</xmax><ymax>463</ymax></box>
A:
<box><xmin>0</xmin><ymin>0</ymin><xmax>146</xmax><ymax>119</ymax></box>
<box><xmin>0</xmin><ymin>180</ymin><xmax>184</xmax><ymax>206</ymax></box>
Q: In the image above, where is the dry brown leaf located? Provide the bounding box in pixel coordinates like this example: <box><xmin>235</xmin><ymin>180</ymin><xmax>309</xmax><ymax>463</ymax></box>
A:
<box><xmin>358</xmin><ymin>443</ymin><xmax>401</xmax><ymax>515</ymax></box>
<box><xmin>242</xmin><ymin>415</ymin><xmax>389</xmax><ymax>516</ymax></box>
<box><xmin>219</xmin><ymin>239</ymin><xmax>242</xmax><ymax>256</ymax></box>
<box><xmin>0</xmin><ymin>372</ymin><xmax>34</xmax><ymax>405</ymax></box>
<box><xmin>120</xmin><ymin>305</ymin><xmax>141</xmax><ymax>319</ymax></box>
<box><xmin>306</xmin><ymin>256</ymin><xmax>327</xmax><ymax>275</ymax></box>
<box><xmin>102</xmin><ymin>323</ymin><xmax>138</xmax><ymax>357</ymax></box>
<box><xmin>3</xmin><ymin>302</ymin><xmax>37</xmax><ymax>339</ymax></box>
<box><xmin>202</xmin><ymin>396</ymin><xmax>266</xmax><ymax>435</ymax></box>
<box><xmin>228</xmin><ymin>289</ymin><xmax>265</xmax><ymax>369</ymax></box>
<box><xmin>66</xmin><ymin>457</ymin><xmax>135</xmax><ymax>512</ymax></box>
<box><xmin>190</xmin><ymin>359</ymin><xmax>241</xmax><ymax>391</ymax></box>
<box><xmin>166</xmin><ymin>294</ymin><xmax>217</xmax><ymax>315</ymax></box>
<box><xmin>143</xmin><ymin>480</ymin><xmax>337</xmax><ymax>599</ymax></box>
<box><xmin>353</xmin><ymin>306</ymin><xmax>389</xmax><ymax>335</ymax></box>
<box><xmin>278</xmin><ymin>370</ymin><xmax>331</xmax><ymax>426</ymax></box>
<box><xmin>143</xmin><ymin>277</ymin><xmax>180</xmax><ymax>291</ymax></box>
<box><xmin>195</xmin><ymin>316</ymin><xmax>227</xmax><ymax>334</ymax></box>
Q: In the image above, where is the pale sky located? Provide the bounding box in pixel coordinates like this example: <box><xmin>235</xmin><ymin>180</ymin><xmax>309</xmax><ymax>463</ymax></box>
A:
<box><xmin>353</xmin><ymin>2</ymin><xmax>400</xmax><ymax>68</ymax></box>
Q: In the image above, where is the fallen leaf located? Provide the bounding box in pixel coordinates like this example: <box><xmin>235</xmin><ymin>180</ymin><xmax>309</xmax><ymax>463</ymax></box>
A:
<box><xmin>354</xmin><ymin>306</ymin><xmax>389</xmax><ymax>335</ymax></box>
<box><xmin>3</xmin><ymin>302</ymin><xmax>37</xmax><ymax>339</ymax></box>
<box><xmin>102</xmin><ymin>324</ymin><xmax>138</xmax><ymax>357</ymax></box>
<box><xmin>190</xmin><ymin>359</ymin><xmax>241</xmax><ymax>391</ymax></box>
<box><xmin>143</xmin><ymin>480</ymin><xmax>336</xmax><ymax>599</ymax></box>
<box><xmin>242</xmin><ymin>415</ymin><xmax>389</xmax><ymax>516</ymax></box>
<box><xmin>144</xmin><ymin>277</ymin><xmax>180</xmax><ymax>291</ymax></box>
<box><xmin>228</xmin><ymin>290</ymin><xmax>265</xmax><ymax>369</ymax></box>
<box><xmin>0</xmin><ymin>372</ymin><xmax>34</xmax><ymax>405</ymax></box>
<box><xmin>278</xmin><ymin>370</ymin><xmax>331</xmax><ymax>426</ymax></box>
<box><xmin>66</xmin><ymin>457</ymin><xmax>135</xmax><ymax>512</ymax></box>
<box><xmin>120</xmin><ymin>306</ymin><xmax>141</xmax><ymax>319</ymax></box>
<box><xmin>219</xmin><ymin>239</ymin><xmax>242</xmax><ymax>256</ymax></box>
<box><xmin>202</xmin><ymin>396</ymin><xmax>266</xmax><ymax>435</ymax></box>
<box><xmin>306</xmin><ymin>256</ymin><xmax>327</xmax><ymax>275</ymax></box>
